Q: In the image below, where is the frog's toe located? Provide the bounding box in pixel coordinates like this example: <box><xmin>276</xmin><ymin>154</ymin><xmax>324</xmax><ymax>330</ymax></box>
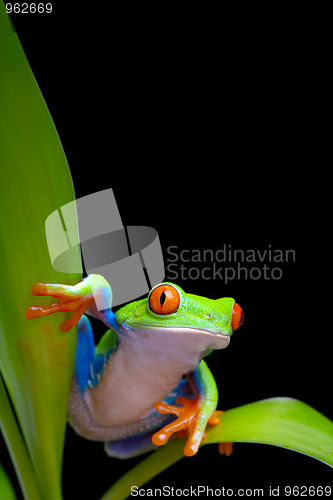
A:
<box><xmin>207</xmin><ymin>409</ymin><xmax>223</xmax><ymax>425</ymax></box>
<box><xmin>205</xmin><ymin>410</ymin><xmax>233</xmax><ymax>457</ymax></box>
<box><xmin>218</xmin><ymin>442</ymin><xmax>233</xmax><ymax>456</ymax></box>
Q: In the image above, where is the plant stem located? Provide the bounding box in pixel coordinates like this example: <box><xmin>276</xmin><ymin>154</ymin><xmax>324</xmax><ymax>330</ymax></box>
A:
<box><xmin>100</xmin><ymin>440</ymin><xmax>184</xmax><ymax>500</ymax></box>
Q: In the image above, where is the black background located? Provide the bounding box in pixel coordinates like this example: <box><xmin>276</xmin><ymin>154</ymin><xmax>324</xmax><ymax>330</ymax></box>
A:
<box><xmin>1</xmin><ymin>3</ymin><xmax>330</xmax><ymax>499</ymax></box>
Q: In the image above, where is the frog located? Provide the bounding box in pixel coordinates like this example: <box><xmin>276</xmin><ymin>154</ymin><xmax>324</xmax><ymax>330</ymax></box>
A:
<box><xmin>26</xmin><ymin>274</ymin><xmax>243</xmax><ymax>458</ymax></box>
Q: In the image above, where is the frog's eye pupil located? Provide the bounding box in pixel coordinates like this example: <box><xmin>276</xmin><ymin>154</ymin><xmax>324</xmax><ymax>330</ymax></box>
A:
<box><xmin>149</xmin><ymin>284</ymin><xmax>180</xmax><ymax>315</ymax></box>
<box><xmin>160</xmin><ymin>291</ymin><xmax>166</xmax><ymax>306</ymax></box>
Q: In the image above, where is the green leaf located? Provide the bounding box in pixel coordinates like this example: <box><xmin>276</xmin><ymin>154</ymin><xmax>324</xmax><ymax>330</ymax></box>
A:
<box><xmin>0</xmin><ymin>3</ymin><xmax>81</xmax><ymax>499</ymax></box>
<box><xmin>101</xmin><ymin>398</ymin><xmax>333</xmax><ymax>500</ymax></box>
<box><xmin>0</xmin><ymin>374</ymin><xmax>42</xmax><ymax>500</ymax></box>
<box><xmin>205</xmin><ymin>397</ymin><xmax>333</xmax><ymax>465</ymax></box>
<box><xmin>0</xmin><ymin>461</ymin><xmax>17</xmax><ymax>500</ymax></box>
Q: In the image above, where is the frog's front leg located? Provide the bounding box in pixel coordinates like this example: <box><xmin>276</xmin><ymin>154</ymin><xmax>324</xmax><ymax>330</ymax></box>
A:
<box><xmin>25</xmin><ymin>274</ymin><xmax>114</xmax><ymax>331</ymax></box>
<box><xmin>152</xmin><ymin>359</ymin><xmax>228</xmax><ymax>457</ymax></box>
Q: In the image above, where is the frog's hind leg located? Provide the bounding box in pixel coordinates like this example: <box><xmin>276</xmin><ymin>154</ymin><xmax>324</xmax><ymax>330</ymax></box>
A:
<box><xmin>152</xmin><ymin>359</ymin><xmax>224</xmax><ymax>456</ymax></box>
<box><xmin>104</xmin><ymin>418</ymin><xmax>177</xmax><ymax>459</ymax></box>
<box><xmin>104</xmin><ymin>380</ymin><xmax>194</xmax><ymax>459</ymax></box>
<box><xmin>104</xmin><ymin>429</ymin><xmax>160</xmax><ymax>459</ymax></box>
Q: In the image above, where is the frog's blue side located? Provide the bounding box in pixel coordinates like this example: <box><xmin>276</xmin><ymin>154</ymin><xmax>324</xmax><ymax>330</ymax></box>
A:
<box><xmin>73</xmin><ymin>316</ymin><xmax>95</xmax><ymax>392</ymax></box>
<box><xmin>74</xmin><ymin>315</ymin><xmax>119</xmax><ymax>392</ymax></box>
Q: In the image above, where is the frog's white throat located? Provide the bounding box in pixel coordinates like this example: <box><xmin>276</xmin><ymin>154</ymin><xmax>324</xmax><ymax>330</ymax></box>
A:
<box><xmin>116</xmin><ymin>325</ymin><xmax>228</xmax><ymax>405</ymax></box>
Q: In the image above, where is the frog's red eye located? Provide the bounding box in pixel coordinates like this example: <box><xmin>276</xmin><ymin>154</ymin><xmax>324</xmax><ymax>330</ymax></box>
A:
<box><xmin>231</xmin><ymin>302</ymin><xmax>244</xmax><ymax>331</ymax></box>
<box><xmin>149</xmin><ymin>284</ymin><xmax>180</xmax><ymax>315</ymax></box>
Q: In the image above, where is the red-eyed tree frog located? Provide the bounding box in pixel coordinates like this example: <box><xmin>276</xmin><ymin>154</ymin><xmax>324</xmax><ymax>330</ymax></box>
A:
<box><xmin>26</xmin><ymin>274</ymin><xmax>243</xmax><ymax>458</ymax></box>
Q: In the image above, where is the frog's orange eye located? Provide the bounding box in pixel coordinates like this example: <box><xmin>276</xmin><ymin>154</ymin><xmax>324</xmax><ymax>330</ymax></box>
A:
<box><xmin>149</xmin><ymin>284</ymin><xmax>180</xmax><ymax>315</ymax></box>
<box><xmin>231</xmin><ymin>302</ymin><xmax>244</xmax><ymax>331</ymax></box>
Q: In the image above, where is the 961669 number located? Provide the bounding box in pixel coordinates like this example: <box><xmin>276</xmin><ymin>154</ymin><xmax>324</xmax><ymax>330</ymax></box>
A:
<box><xmin>5</xmin><ymin>3</ymin><xmax>52</xmax><ymax>14</ymax></box>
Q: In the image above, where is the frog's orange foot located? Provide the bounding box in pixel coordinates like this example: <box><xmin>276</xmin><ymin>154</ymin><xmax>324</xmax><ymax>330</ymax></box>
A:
<box><xmin>152</xmin><ymin>396</ymin><xmax>213</xmax><ymax>457</ymax></box>
<box><xmin>25</xmin><ymin>282</ymin><xmax>94</xmax><ymax>332</ymax></box>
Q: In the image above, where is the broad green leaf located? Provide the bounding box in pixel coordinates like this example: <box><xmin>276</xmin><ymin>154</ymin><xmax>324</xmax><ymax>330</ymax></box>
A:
<box><xmin>0</xmin><ymin>3</ymin><xmax>81</xmax><ymax>499</ymax></box>
<box><xmin>101</xmin><ymin>398</ymin><xmax>333</xmax><ymax>500</ymax></box>
<box><xmin>205</xmin><ymin>397</ymin><xmax>333</xmax><ymax>464</ymax></box>
<box><xmin>0</xmin><ymin>374</ymin><xmax>42</xmax><ymax>500</ymax></box>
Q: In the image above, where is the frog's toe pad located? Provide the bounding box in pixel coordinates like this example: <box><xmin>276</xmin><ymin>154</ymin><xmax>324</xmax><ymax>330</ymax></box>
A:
<box><xmin>218</xmin><ymin>442</ymin><xmax>233</xmax><ymax>456</ymax></box>
<box><xmin>207</xmin><ymin>409</ymin><xmax>223</xmax><ymax>425</ymax></box>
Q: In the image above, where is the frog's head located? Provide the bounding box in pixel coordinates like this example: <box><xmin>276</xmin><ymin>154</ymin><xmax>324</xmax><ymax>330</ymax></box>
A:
<box><xmin>115</xmin><ymin>283</ymin><xmax>243</xmax><ymax>356</ymax></box>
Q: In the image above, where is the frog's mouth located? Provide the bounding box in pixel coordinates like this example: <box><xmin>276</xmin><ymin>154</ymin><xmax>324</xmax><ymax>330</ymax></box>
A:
<box><xmin>164</xmin><ymin>327</ymin><xmax>230</xmax><ymax>349</ymax></box>
<box><xmin>121</xmin><ymin>323</ymin><xmax>230</xmax><ymax>350</ymax></box>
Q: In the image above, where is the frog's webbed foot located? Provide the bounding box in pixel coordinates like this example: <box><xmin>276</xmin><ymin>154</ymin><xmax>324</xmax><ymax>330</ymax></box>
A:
<box><xmin>25</xmin><ymin>280</ymin><xmax>95</xmax><ymax>332</ymax></box>
<box><xmin>152</xmin><ymin>399</ymin><xmax>233</xmax><ymax>457</ymax></box>
<box><xmin>152</xmin><ymin>397</ymin><xmax>217</xmax><ymax>456</ymax></box>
